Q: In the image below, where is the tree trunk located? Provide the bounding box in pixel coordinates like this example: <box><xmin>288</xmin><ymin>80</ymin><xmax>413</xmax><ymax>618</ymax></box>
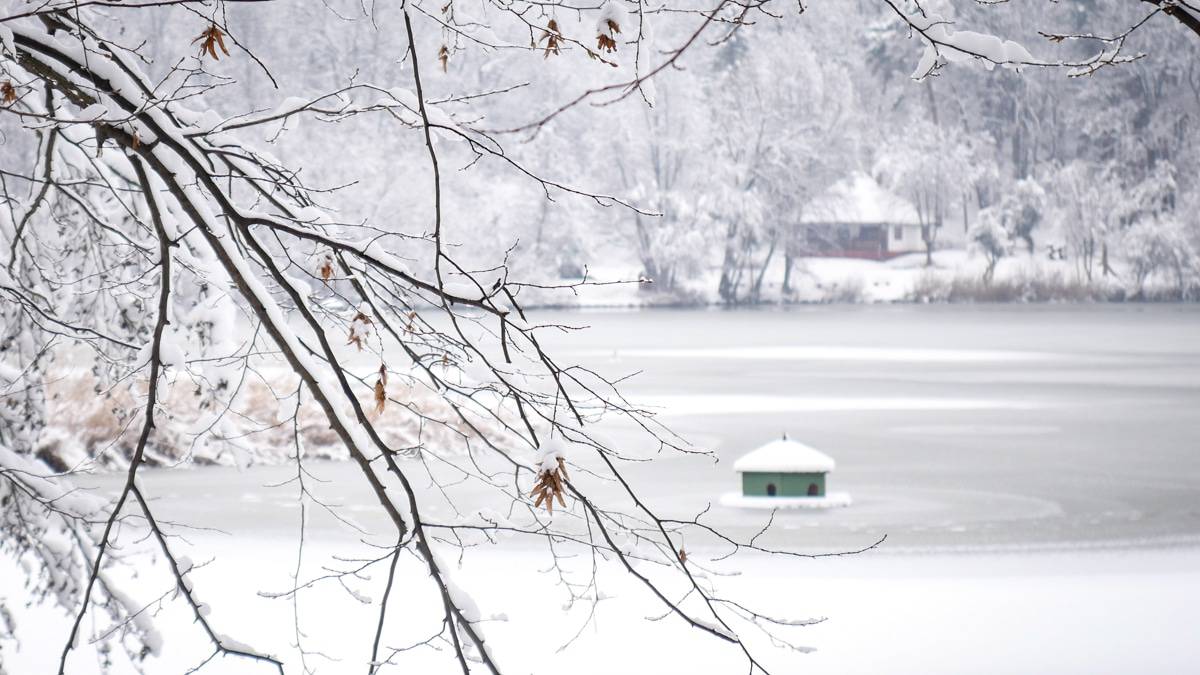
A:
<box><xmin>633</xmin><ymin>214</ymin><xmax>669</xmax><ymax>291</ymax></box>
<box><xmin>717</xmin><ymin>221</ymin><xmax>741</xmax><ymax>303</ymax></box>
<box><xmin>1081</xmin><ymin>235</ymin><xmax>1095</xmax><ymax>283</ymax></box>
<box><xmin>752</xmin><ymin>233</ymin><xmax>778</xmax><ymax>302</ymax></box>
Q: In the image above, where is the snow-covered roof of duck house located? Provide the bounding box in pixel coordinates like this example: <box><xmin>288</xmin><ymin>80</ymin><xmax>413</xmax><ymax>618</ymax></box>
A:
<box><xmin>797</xmin><ymin>171</ymin><xmax>925</xmax><ymax>259</ymax></box>
<box><xmin>733</xmin><ymin>435</ymin><xmax>836</xmax><ymax>498</ymax></box>
<box><xmin>734</xmin><ymin>437</ymin><xmax>835</xmax><ymax>474</ymax></box>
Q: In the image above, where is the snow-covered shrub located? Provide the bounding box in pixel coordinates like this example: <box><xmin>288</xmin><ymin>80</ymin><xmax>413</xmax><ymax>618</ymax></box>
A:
<box><xmin>907</xmin><ymin>270</ymin><xmax>952</xmax><ymax>303</ymax></box>
<box><xmin>1001</xmin><ymin>178</ymin><xmax>1048</xmax><ymax>254</ymax></box>
<box><xmin>969</xmin><ymin>208</ymin><xmax>1011</xmax><ymax>285</ymax></box>
<box><xmin>1122</xmin><ymin>217</ymin><xmax>1200</xmax><ymax>299</ymax></box>
<box><xmin>909</xmin><ymin>270</ymin><xmax>1105</xmax><ymax>303</ymax></box>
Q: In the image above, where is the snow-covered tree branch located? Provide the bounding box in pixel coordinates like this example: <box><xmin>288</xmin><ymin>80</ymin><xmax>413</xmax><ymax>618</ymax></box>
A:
<box><xmin>1</xmin><ymin>0</ymin><xmax>1197</xmax><ymax>672</ymax></box>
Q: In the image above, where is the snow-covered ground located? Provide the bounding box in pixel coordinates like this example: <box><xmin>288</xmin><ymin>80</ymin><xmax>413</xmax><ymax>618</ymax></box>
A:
<box><xmin>8</xmin><ymin>526</ymin><xmax>1198</xmax><ymax>674</ymax></box>
<box><xmin>7</xmin><ymin>305</ymin><xmax>1199</xmax><ymax>673</ymax></box>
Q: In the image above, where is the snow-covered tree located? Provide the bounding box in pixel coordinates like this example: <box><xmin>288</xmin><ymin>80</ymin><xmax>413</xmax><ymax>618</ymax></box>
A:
<box><xmin>707</xmin><ymin>28</ymin><xmax>856</xmax><ymax>303</ymax></box>
<box><xmin>996</xmin><ymin>178</ymin><xmax>1048</xmax><ymax>254</ymax></box>
<box><xmin>1049</xmin><ymin>162</ymin><xmax>1121</xmax><ymax>282</ymax></box>
<box><xmin>874</xmin><ymin>119</ymin><xmax>983</xmax><ymax>266</ymax></box>
<box><xmin>1123</xmin><ymin>216</ymin><xmax>1200</xmax><ymax>298</ymax></box>
<box><xmin>969</xmin><ymin>208</ymin><xmax>1012</xmax><ymax>285</ymax></box>
<box><xmin>611</xmin><ymin>81</ymin><xmax>716</xmax><ymax>294</ymax></box>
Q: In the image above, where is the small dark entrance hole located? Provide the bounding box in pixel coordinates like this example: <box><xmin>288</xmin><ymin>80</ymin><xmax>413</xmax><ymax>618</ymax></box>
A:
<box><xmin>766</xmin><ymin>483</ymin><xmax>777</xmax><ymax>497</ymax></box>
<box><xmin>807</xmin><ymin>483</ymin><xmax>819</xmax><ymax>496</ymax></box>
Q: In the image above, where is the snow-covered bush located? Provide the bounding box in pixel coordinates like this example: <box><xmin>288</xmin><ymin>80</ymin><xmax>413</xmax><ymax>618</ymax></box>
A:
<box><xmin>1000</xmin><ymin>178</ymin><xmax>1048</xmax><ymax>254</ymax></box>
<box><xmin>969</xmin><ymin>208</ymin><xmax>1012</xmax><ymax>285</ymax></box>
<box><xmin>1123</xmin><ymin>217</ymin><xmax>1200</xmax><ymax>299</ymax></box>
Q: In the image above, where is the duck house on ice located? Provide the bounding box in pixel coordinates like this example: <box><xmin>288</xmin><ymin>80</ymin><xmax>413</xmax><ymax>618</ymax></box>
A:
<box><xmin>721</xmin><ymin>435</ymin><xmax>852</xmax><ymax>509</ymax></box>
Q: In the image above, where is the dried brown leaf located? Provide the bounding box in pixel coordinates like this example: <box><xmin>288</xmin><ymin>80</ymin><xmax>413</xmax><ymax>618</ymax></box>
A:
<box><xmin>373</xmin><ymin>377</ymin><xmax>386</xmax><ymax>415</ymax></box>
<box><xmin>193</xmin><ymin>24</ymin><xmax>231</xmax><ymax>61</ymax></box>
<box><xmin>347</xmin><ymin>312</ymin><xmax>372</xmax><ymax>350</ymax></box>
<box><xmin>531</xmin><ymin>455</ymin><xmax>569</xmax><ymax>514</ymax></box>
<box><xmin>597</xmin><ymin>19</ymin><xmax>621</xmax><ymax>53</ymax></box>
<box><xmin>541</xmin><ymin>20</ymin><xmax>562</xmax><ymax>58</ymax></box>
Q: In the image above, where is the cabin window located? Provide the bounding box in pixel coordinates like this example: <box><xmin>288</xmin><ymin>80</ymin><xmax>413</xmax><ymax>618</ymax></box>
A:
<box><xmin>766</xmin><ymin>483</ymin><xmax>777</xmax><ymax>497</ymax></box>
<box><xmin>893</xmin><ymin>225</ymin><xmax>903</xmax><ymax>241</ymax></box>
<box><xmin>808</xmin><ymin>483</ymin><xmax>819</xmax><ymax>496</ymax></box>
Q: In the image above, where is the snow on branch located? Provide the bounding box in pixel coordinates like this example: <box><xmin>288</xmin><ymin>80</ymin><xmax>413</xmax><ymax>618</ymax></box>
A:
<box><xmin>879</xmin><ymin>0</ymin><xmax>1145</xmax><ymax>80</ymax></box>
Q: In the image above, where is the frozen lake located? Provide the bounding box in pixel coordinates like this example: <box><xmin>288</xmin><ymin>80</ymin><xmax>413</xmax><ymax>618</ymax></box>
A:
<box><xmin>540</xmin><ymin>303</ymin><xmax>1200</xmax><ymax>552</ymax></box>
<box><xmin>113</xmin><ymin>303</ymin><xmax>1200</xmax><ymax>552</ymax></box>
<box><xmin>34</xmin><ymin>304</ymin><xmax>1200</xmax><ymax>674</ymax></box>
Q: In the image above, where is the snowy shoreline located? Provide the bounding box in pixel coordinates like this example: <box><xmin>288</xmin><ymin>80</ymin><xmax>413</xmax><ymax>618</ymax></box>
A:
<box><xmin>519</xmin><ymin>293</ymin><xmax>1200</xmax><ymax>311</ymax></box>
<box><xmin>514</xmin><ymin>250</ymin><xmax>1199</xmax><ymax>309</ymax></box>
